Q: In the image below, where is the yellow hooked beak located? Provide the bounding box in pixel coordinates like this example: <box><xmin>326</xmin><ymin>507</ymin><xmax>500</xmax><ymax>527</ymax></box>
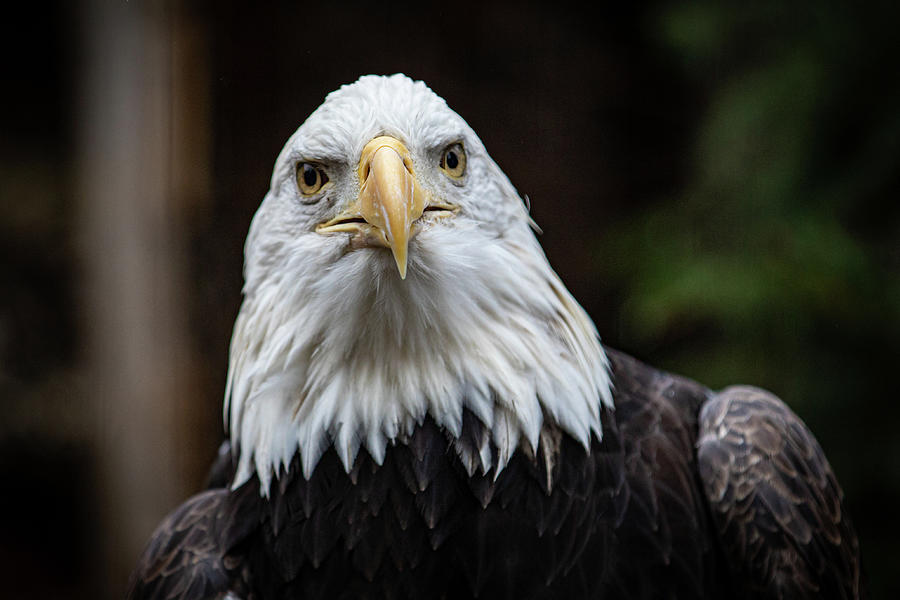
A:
<box><xmin>316</xmin><ymin>136</ymin><xmax>456</xmax><ymax>279</ymax></box>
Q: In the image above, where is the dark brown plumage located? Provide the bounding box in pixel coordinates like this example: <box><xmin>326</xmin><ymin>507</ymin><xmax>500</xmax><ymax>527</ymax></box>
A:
<box><xmin>697</xmin><ymin>386</ymin><xmax>863</xmax><ymax>598</ymax></box>
<box><xmin>127</xmin><ymin>348</ymin><xmax>864</xmax><ymax>599</ymax></box>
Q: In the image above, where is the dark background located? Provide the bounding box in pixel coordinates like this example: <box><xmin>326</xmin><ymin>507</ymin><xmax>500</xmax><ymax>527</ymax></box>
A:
<box><xmin>1</xmin><ymin>1</ymin><xmax>897</xmax><ymax>598</ymax></box>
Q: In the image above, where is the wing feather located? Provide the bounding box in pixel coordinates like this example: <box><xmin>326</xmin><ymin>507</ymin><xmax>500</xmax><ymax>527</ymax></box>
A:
<box><xmin>697</xmin><ymin>386</ymin><xmax>864</xmax><ymax>599</ymax></box>
<box><xmin>127</xmin><ymin>489</ymin><xmax>256</xmax><ymax>600</ymax></box>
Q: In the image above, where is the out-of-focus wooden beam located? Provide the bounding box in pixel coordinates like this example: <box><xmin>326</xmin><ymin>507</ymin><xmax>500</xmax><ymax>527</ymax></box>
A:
<box><xmin>76</xmin><ymin>2</ymin><xmax>210</xmax><ymax>597</ymax></box>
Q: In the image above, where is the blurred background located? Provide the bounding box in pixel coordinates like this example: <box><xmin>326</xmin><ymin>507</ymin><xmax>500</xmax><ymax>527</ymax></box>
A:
<box><xmin>2</xmin><ymin>1</ymin><xmax>897</xmax><ymax>598</ymax></box>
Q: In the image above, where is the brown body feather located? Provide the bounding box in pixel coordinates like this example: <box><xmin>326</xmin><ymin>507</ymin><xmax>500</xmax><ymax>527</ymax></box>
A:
<box><xmin>127</xmin><ymin>349</ymin><xmax>864</xmax><ymax>599</ymax></box>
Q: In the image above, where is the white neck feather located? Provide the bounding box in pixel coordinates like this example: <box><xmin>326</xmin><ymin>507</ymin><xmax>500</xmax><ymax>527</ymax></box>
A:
<box><xmin>225</xmin><ymin>219</ymin><xmax>612</xmax><ymax>494</ymax></box>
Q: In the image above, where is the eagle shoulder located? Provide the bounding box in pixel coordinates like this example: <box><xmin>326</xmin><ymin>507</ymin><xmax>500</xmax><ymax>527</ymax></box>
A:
<box><xmin>126</xmin><ymin>487</ymin><xmax>258</xmax><ymax>600</ymax></box>
<box><xmin>697</xmin><ymin>385</ymin><xmax>864</xmax><ymax>599</ymax></box>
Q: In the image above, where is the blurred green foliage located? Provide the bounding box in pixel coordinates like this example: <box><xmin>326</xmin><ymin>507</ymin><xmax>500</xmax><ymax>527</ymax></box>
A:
<box><xmin>596</xmin><ymin>2</ymin><xmax>900</xmax><ymax>595</ymax></box>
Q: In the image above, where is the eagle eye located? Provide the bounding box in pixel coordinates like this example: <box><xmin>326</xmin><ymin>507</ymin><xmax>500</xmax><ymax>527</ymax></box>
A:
<box><xmin>439</xmin><ymin>143</ymin><xmax>466</xmax><ymax>179</ymax></box>
<box><xmin>296</xmin><ymin>162</ymin><xmax>329</xmax><ymax>196</ymax></box>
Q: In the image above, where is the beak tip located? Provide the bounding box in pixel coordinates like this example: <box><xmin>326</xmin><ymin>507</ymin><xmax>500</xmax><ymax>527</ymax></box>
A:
<box><xmin>391</xmin><ymin>246</ymin><xmax>409</xmax><ymax>279</ymax></box>
<box><xmin>396</xmin><ymin>259</ymin><xmax>408</xmax><ymax>280</ymax></box>
<box><xmin>389</xmin><ymin>236</ymin><xmax>410</xmax><ymax>280</ymax></box>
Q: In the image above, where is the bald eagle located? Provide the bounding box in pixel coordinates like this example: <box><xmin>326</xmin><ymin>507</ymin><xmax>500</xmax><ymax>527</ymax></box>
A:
<box><xmin>128</xmin><ymin>74</ymin><xmax>864</xmax><ymax>599</ymax></box>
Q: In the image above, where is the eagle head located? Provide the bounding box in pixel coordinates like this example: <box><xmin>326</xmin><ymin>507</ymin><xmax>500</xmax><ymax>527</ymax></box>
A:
<box><xmin>226</xmin><ymin>74</ymin><xmax>612</xmax><ymax>492</ymax></box>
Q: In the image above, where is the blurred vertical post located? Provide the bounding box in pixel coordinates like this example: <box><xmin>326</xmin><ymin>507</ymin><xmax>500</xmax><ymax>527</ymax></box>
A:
<box><xmin>77</xmin><ymin>1</ymin><xmax>211</xmax><ymax>596</ymax></box>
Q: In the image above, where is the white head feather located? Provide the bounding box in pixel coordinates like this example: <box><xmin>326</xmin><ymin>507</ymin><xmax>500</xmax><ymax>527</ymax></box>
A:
<box><xmin>225</xmin><ymin>74</ymin><xmax>613</xmax><ymax>493</ymax></box>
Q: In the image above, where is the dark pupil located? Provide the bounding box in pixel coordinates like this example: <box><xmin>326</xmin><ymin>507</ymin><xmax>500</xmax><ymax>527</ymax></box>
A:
<box><xmin>302</xmin><ymin>165</ymin><xmax>318</xmax><ymax>188</ymax></box>
<box><xmin>445</xmin><ymin>149</ymin><xmax>459</xmax><ymax>170</ymax></box>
